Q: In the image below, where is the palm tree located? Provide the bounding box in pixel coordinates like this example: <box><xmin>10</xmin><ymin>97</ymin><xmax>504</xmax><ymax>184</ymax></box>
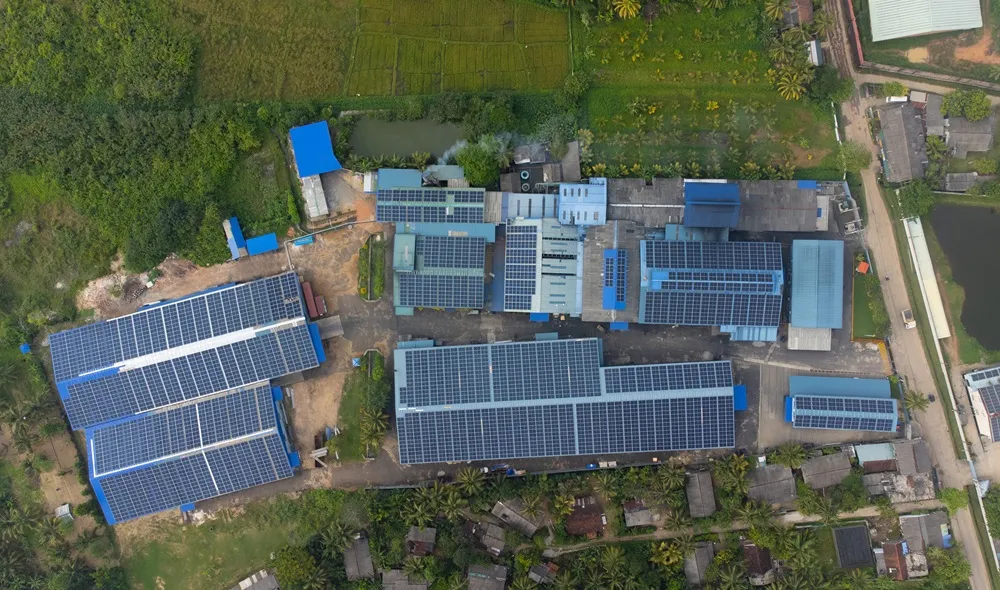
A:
<box><xmin>553</xmin><ymin>494</ymin><xmax>575</xmax><ymax>518</ymax></box>
<box><xmin>404</xmin><ymin>500</ymin><xmax>435</xmax><ymax>528</ymax></box>
<box><xmin>613</xmin><ymin>0</ymin><xmax>641</xmax><ymax>19</ymax></box>
<box><xmin>593</xmin><ymin>470</ymin><xmax>619</xmax><ymax>499</ymax></box>
<box><xmin>718</xmin><ymin>562</ymin><xmax>749</xmax><ymax>590</ymax></box>
<box><xmin>554</xmin><ymin>570</ymin><xmax>578</xmax><ymax>590</ymax></box>
<box><xmin>511</xmin><ymin>575</ymin><xmax>538</xmax><ymax>590</ymax></box>
<box><xmin>657</xmin><ymin>465</ymin><xmax>686</xmax><ymax>491</ymax></box>
<box><xmin>649</xmin><ymin>540</ymin><xmax>683</xmax><ymax>567</ymax></box>
<box><xmin>321</xmin><ymin>521</ymin><xmax>356</xmax><ymax>557</ymax></box>
<box><xmin>73</xmin><ymin>527</ymin><xmax>102</xmax><ymax>551</ymax></box>
<box><xmin>674</xmin><ymin>533</ymin><xmax>696</xmax><ymax>558</ymax></box>
<box><xmin>300</xmin><ymin>566</ymin><xmax>330</xmax><ymax>590</ymax></box>
<box><xmin>440</xmin><ymin>573</ymin><xmax>467</xmax><ymax>590</ymax></box>
<box><xmin>903</xmin><ymin>391</ymin><xmax>931</xmax><ymax>413</ymax></box>
<box><xmin>763</xmin><ymin>0</ymin><xmax>786</xmax><ymax>21</ymax></box>
<box><xmin>658</xmin><ymin>0</ymin><xmax>681</xmax><ymax>15</ymax></box>
<box><xmin>812</xmin><ymin>10</ymin><xmax>833</xmax><ymax>38</ymax></box>
<box><xmin>520</xmin><ymin>491</ymin><xmax>543</xmax><ymax>519</ymax></box>
<box><xmin>783</xmin><ymin>532</ymin><xmax>818</xmax><ymax>570</ymax></box>
<box><xmin>663</xmin><ymin>509</ymin><xmax>691</xmax><ymax>531</ymax></box>
<box><xmin>699</xmin><ymin>0</ymin><xmax>726</xmax><ymax>10</ymax></box>
<box><xmin>990</xmin><ymin>65</ymin><xmax>1000</xmax><ymax>82</ymax></box>
<box><xmin>773</xmin><ymin>442</ymin><xmax>807</xmax><ymax>468</ymax></box>
<box><xmin>404</xmin><ymin>556</ymin><xmax>436</xmax><ymax>581</ymax></box>
<box><xmin>455</xmin><ymin>468</ymin><xmax>486</xmax><ymax>497</ymax></box>
<box><xmin>602</xmin><ymin>544</ymin><xmax>626</xmax><ymax>573</ymax></box>
<box><xmin>439</xmin><ymin>488</ymin><xmax>468</xmax><ymax>520</ymax></box>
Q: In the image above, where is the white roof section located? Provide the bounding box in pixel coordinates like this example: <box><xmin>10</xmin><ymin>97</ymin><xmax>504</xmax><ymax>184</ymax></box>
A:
<box><xmin>869</xmin><ymin>0</ymin><xmax>982</xmax><ymax>42</ymax></box>
<box><xmin>903</xmin><ymin>218</ymin><xmax>951</xmax><ymax>339</ymax></box>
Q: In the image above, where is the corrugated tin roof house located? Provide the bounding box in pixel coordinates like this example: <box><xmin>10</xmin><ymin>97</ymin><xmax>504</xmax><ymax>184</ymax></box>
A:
<box><xmin>900</xmin><ymin>511</ymin><xmax>950</xmax><ymax>554</ymax></box>
<box><xmin>882</xmin><ymin>541</ymin><xmax>908</xmax><ymax>580</ymax></box>
<box><xmin>528</xmin><ymin>562</ymin><xmax>559</xmax><ymax>584</ymax></box>
<box><xmin>868</xmin><ymin>0</ymin><xmax>982</xmax><ymax>42</ymax></box>
<box><xmin>947</xmin><ymin>114</ymin><xmax>997</xmax><ymax>158</ymax></box>
<box><xmin>383</xmin><ymin>570</ymin><xmax>429</xmax><ymax>590</ymax></box>
<box><xmin>344</xmin><ymin>537</ymin><xmax>375</xmax><ymax>581</ymax></box>
<box><xmin>623</xmin><ymin>498</ymin><xmax>658</xmax><ymax>528</ymax></box>
<box><xmin>466</xmin><ymin>521</ymin><xmax>505</xmax><ymax>557</ymax></box>
<box><xmin>566</xmin><ymin>496</ymin><xmax>605</xmax><ymax>537</ymax></box>
<box><xmin>743</xmin><ymin>542</ymin><xmax>776</xmax><ymax>586</ymax></box>
<box><xmin>747</xmin><ymin>465</ymin><xmax>797</xmax><ymax>505</ymax></box>
<box><xmin>468</xmin><ymin>565</ymin><xmax>508</xmax><ymax>590</ymax></box>
<box><xmin>684</xmin><ymin>542</ymin><xmax>715</xmax><ymax>586</ymax></box>
<box><xmin>894</xmin><ymin>440</ymin><xmax>932</xmax><ymax>475</ymax></box>
<box><xmin>877</xmin><ymin>104</ymin><xmax>927</xmax><ymax>183</ymax></box>
<box><xmin>926</xmin><ymin>94</ymin><xmax>946</xmax><ymax>137</ymax></box>
<box><xmin>406</xmin><ymin>526</ymin><xmax>437</xmax><ymax>556</ymax></box>
<box><xmin>686</xmin><ymin>471</ymin><xmax>717</xmax><ymax>518</ymax></box>
<box><xmin>491</xmin><ymin>500</ymin><xmax>540</xmax><ymax>537</ymax></box>
<box><xmin>783</xmin><ymin>0</ymin><xmax>814</xmax><ymax>28</ymax></box>
<box><xmin>801</xmin><ymin>452</ymin><xmax>853</xmax><ymax>489</ymax></box>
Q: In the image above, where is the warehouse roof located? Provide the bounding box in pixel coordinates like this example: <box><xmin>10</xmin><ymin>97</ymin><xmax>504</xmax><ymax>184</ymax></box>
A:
<box><xmin>289</xmin><ymin>121</ymin><xmax>341</xmax><ymax>177</ymax></box>
<box><xmin>557</xmin><ymin>178</ymin><xmax>608</xmax><ymax>226</ymax></box>
<box><xmin>869</xmin><ymin>0</ymin><xmax>981</xmax><ymax>41</ymax></box>
<box><xmin>791</xmin><ymin>240</ymin><xmax>845</xmax><ymax>329</ymax></box>
<box><xmin>801</xmin><ymin>452</ymin><xmax>853</xmax><ymax>489</ymax></box>
<box><xmin>877</xmin><ymin>104</ymin><xmax>926</xmax><ymax>183</ymax></box>
<box><xmin>683</xmin><ymin>181</ymin><xmax>741</xmax><ymax>229</ymax></box>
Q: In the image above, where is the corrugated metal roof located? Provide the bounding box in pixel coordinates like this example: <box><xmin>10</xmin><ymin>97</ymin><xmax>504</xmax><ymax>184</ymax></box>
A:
<box><xmin>869</xmin><ymin>0</ymin><xmax>982</xmax><ymax>41</ymax></box>
<box><xmin>854</xmin><ymin>442</ymin><xmax>896</xmax><ymax>465</ymax></box>
<box><xmin>377</xmin><ymin>168</ymin><xmax>423</xmax><ymax>190</ymax></box>
<box><xmin>558</xmin><ymin>178</ymin><xmax>608</xmax><ymax>226</ymax></box>
<box><xmin>791</xmin><ymin>240</ymin><xmax>845</xmax><ymax>329</ymax></box>
<box><xmin>289</xmin><ymin>121</ymin><xmax>341</xmax><ymax>177</ymax></box>
<box><xmin>683</xmin><ymin>181</ymin><xmax>741</xmax><ymax>229</ymax></box>
<box><xmin>789</xmin><ymin>375</ymin><xmax>891</xmax><ymax>398</ymax></box>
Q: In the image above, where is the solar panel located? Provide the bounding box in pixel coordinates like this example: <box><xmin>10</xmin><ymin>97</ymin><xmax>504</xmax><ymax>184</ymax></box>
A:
<box><xmin>645</xmin><ymin>241</ymin><xmax>782</xmax><ymax>271</ymax></box>
<box><xmin>50</xmin><ymin>273</ymin><xmax>303</xmax><ymax>382</ymax></box>
<box><xmin>375</xmin><ymin>188</ymin><xmax>485</xmax><ymax>224</ymax></box>
<box><xmin>90</xmin><ymin>384</ymin><xmax>275</xmax><ymax>475</ymax></box>
<box><xmin>503</xmin><ymin>224</ymin><xmax>539</xmax><ymax>311</ymax></box>
<box><xmin>791</xmin><ymin>395</ymin><xmax>897</xmax><ymax>432</ymax></box>
<box><xmin>603</xmin><ymin>361</ymin><xmax>733</xmax><ymax>394</ymax></box>
<box><xmin>63</xmin><ymin>324</ymin><xmax>319</xmax><ymax>429</ymax></box>
<box><xmin>491</xmin><ymin>340</ymin><xmax>602</xmax><ymax>402</ymax></box>
<box><xmin>981</xmin><ymin>384</ymin><xmax>1000</xmax><ymax>415</ymax></box>
<box><xmin>398</xmin><ymin>345</ymin><xmax>492</xmax><ymax>407</ymax></box>
<box><xmin>991</xmin><ymin>416</ymin><xmax>1000</xmax><ymax>443</ymax></box>
<box><xmin>416</xmin><ymin>236</ymin><xmax>485</xmax><ymax>269</ymax></box>
<box><xmin>397</xmin><ymin>275</ymin><xmax>484</xmax><ymax>309</ymax></box>
<box><xmin>95</xmin><ymin>434</ymin><xmax>292</xmax><ymax>523</ymax></box>
<box><xmin>641</xmin><ymin>292</ymin><xmax>783</xmax><ymax>326</ymax></box>
<box><xmin>396</xmin><ymin>396</ymin><xmax>734</xmax><ymax>464</ymax></box>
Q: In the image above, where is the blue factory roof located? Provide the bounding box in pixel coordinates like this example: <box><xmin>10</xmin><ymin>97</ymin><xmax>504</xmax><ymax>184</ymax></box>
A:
<box><xmin>789</xmin><ymin>394</ymin><xmax>898</xmax><ymax>432</ymax></box>
<box><xmin>789</xmin><ymin>375</ymin><xmax>891</xmax><ymax>398</ymax></box>
<box><xmin>289</xmin><ymin>121</ymin><xmax>342</xmax><ymax>178</ymax></box>
<box><xmin>638</xmin><ymin>241</ymin><xmax>784</xmax><ymax>337</ymax></box>
<box><xmin>377</xmin><ymin>168</ymin><xmax>423</xmax><ymax>190</ymax></box>
<box><xmin>86</xmin><ymin>384</ymin><xmax>295</xmax><ymax>524</ymax></box>
<box><xmin>791</xmin><ymin>240</ymin><xmax>844</xmax><ymax>329</ymax></box>
<box><xmin>394</xmin><ymin>338</ymin><xmax>737</xmax><ymax>464</ymax></box>
<box><xmin>683</xmin><ymin>182</ymin><xmax>741</xmax><ymax>229</ymax></box>
<box><xmin>557</xmin><ymin>178</ymin><xmax>608</xmax><ymax>226</ymax></box>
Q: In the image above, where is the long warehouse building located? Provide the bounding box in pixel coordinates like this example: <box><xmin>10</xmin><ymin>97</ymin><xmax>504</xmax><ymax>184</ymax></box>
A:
<box><xmin>49</xmin><ymin>273</ymin><xmax>324</xmax><ymax>524</ymax></box>
<box><xmin>394</xmin><ymin>338</ymin><xmax>743</xmax><ymax>464</ymax></box>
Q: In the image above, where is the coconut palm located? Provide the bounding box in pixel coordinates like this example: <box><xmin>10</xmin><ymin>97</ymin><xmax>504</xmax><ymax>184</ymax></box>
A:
<box><xmin>674</xmin><ymin>533</ymin><xmax>696</xmax><ymax>558</ymax></box>
<box><xmin>764</xmin><ymin>0</ymin><xmax>786</xmax><ymax>20</ymax></box>
<box><xmin>511</xmin><ymin>575</ymin><xmax>538</xmax><ymax>590</ymax></box>
<box><xmin>404</xmin><ymin>556</ymin><xmax>437</xmax><ymax>581</ymax></box>
<box><xmin>649</xmin><ymin>540</ymin><xmax>683</xmax><ymax>567</ymax></box>
<box><xmin>699</xmin><ymin>0</ymin><xmax>726</xmax><ymax>10</ymax></box>
<box><xmin>773</xmin><ymin>442</ymin><xmax>807</xmax><ymax>468</ymax></box>
<box><xmin>613</xmin><ymin>0</ymin><xmax>641</xmax><ymax>19</ymax></box>
<box><xmin>521</xmin><ymin>491</ymin><xmax>543</xmax><ymax>519</ymax></box>
<box><xmin>439</xmin><ymin>488</ymin><xmax>468</xmax><ymax>520</ymax></box>
<box><xmin>663</xmin><ymin>509</ymin><xmax>691</xmax><ymax>531</ymax></box>
<box><xmin>718</xmin><ymin>562</ymin><xmax>749</xmax><ymax>590</ymax></box>
<box><xmin>658</xmin><ymin>0</ymin><xmax>681</xmax><ymax>15</ymax></box>
<box><xmin>812</xmin><ymin>10</ymin><xmax>833</xmax><ymax>38</ymax></box>
<box><xmin>553</xmin><ymin>494</ymin><xmax>576</xmax><ymax>518</ymax></box>
<box><xmin>783</xmin><ymin>532</ymin><xmax>819</xmax><ymax>570</ymax></box>
<box><xmin>657</xmin><ymin>465</ymin><xmax>686</xmax><ymax>491</ymax></box>
<box><xmin>774</xmin><ymin>572</ymin><xmax>812</xmax><ymax>590</ymax></box>
<box><xmin>455</xmin><ymin>467</ymin><xmax>486</xmax><ymax>497</ymax></box>
<box><xmin>837</xmin><ymin>568</ymin><xmax>874</xmax><ymax>590</ymax></box>
<box><xmin>300</xmin><ymin>566</ymin><xmax>330</xmax><ymax>590</ymax></box>
<box><xmin>903</xmin><ymin>391</ymin><xmax>931</xmax><ymax>413</ymax></box>
<box><xmin>321</xmin><ymin>521</ymin><xmax>357</xmax><ymax>556</ymax></box>
<box><xmin>404</xmin><ymin>500</ymin><xmax>435</xmax><ymax>528</ymax></box>
<box><xmin>554</xmin><ymin>570</ymin><xmax>578</xmax><ymax>590</ymax></box>
<box><xmin>593</xmin><ymin>470</ymin><xmax>619</xmax><ymax>499</ymax></box>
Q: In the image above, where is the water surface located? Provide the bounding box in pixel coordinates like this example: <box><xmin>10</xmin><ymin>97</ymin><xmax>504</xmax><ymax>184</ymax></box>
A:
<box><xmin>349</xmin><ymin>117</ymin><xmax>463</xmax><ymax>158</ymax></box>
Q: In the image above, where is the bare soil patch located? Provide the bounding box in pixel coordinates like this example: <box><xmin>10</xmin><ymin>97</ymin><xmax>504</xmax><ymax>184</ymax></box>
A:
<box><xmin>954</xmin><ymin>28</ymin><xmax>1000</xmax><ymax>64</ymax></box>
<box><xmin>906</xmin><ymin>46</ymin><xmax>930</xmax><ymax>63</ymax></box>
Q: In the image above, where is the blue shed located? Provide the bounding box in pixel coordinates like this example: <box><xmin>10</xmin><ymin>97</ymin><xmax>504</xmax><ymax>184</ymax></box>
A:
<box><xmin>683</xmin><ymin>182</ymin><xmax>741</xmax><ymax>229</ymax></box>
<box><xmin>246</xmin><ymin>233</ymin><xmax>280</xmax><ymax>255</ymax></box>
<box><xmin>289</xmin><ymin>121</ymin><xmax>342</xmax><ymax>178</ymax></box>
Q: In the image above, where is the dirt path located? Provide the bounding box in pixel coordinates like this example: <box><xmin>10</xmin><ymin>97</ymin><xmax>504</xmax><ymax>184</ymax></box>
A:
<box><xmin>540</xmin><ymin>499</ymin><xmax>945</xmax><ymax>556</ymax></box>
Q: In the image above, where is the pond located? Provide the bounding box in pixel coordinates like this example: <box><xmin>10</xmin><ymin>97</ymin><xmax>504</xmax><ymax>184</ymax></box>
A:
<box><xmin>929</xmin><ymin>203</ymin><xmax>1000</xmax><ymax>350</ymax></box>
<box><xmin>348</xmin><ymin>117</ymin><xmax>463</xmax><ymax>159</ymax></box>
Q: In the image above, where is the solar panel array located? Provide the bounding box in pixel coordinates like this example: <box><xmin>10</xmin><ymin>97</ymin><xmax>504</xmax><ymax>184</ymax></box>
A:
<box><xmin>397</xmin><ymin>339</ymin><xmax>603</xmax><ymax>407</ymax></box>
<box><xmin>641</xmin><ymin>241</ymin><xmax>784</xmax><ymax>327</ymax></box>
<box><xmin>376</xmin><ymin>189</ymin><xmax>485</xmax><ymax>224</ymax></box>
<box><xmin>417</xmin><ymin>236</ymin><xmax>485</xmax><ymax>269</ymax></box>
<box><xmin>96</xmin><ymin>434</ymin><xmax>292</xmax><ymax>523</ymax></box>
<box><xmin>603</xmin><ymin>361</ymin><xmax>733</xmax><ymax>394</ymax></box>
<box><xmin>504</xmin><ymin>224</ymin><xmax>539</xmax><ymax>311</ymax></box>
<box><xmin>791</xmin><ymin>395</ymin><xmax>897</xmax><ymax>432</ymax></box>
<box><xmin>968</xmin><ymin>366</ymin><xmax>1000</xmax><ymax>389</ymax></box>
<box><xmin>397</xmin><ymin>275</ymin><xmax>484</xmax><ymax>309</ymax></box>
<box><xmin>645</xmin><ymin>241</ymin><xmax>782</xmax><ymax>271</ymax></box>
<box><xmin>395</xmin><ymin>340</ymin><xmax>737</xmax><ymax>464</ymax></box>
<box><xmin>991</xmin><ymin>416</ymin><xmax>1000</xmax><ymax>443</ymax></box>
<box><xmin>603</xmin><ymin>250</ymin><xmax>628</xmax><ymax>306</ymax></box>
<box><xmin>91</xmin><ymin>384</ymin><xmax>275</xmax><ymax>475</ymax></box>
<box><xmin>64</xmin><ymin>324</ymin><xmax>318</xmax><ymax>429</ymax></box>
<box><xmin>50</xmin><ymin>274</ymin><xmax>303</xmax><ymax>382</ymax></box>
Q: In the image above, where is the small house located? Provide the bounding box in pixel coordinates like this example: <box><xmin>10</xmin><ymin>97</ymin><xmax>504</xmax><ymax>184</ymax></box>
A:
<box><xmin>876</xmin><ymin>104</ymin><xmax>927</xmax><ymax>183</ymax></box>
<box><xmin>468</xmin><ymin>564</ymin><xmax>508</xmax><ymax>590</ymax></box>
<box><xmin>491</xmin><ymin>500</ymin><xmax>540</xmax><ymax>537</ymax></box>
<box><xmin>900</xmin><ymin>511</ymin><xmax>951</xmax><ymax>554</ymax></box>
<box><xmin>382</xmin><ymin>570</ymin><xmax>429</xmax><ymax>590</ymax></box>
<box><xmin>894</xmin><ymin>440</ymin><xmax>932</xmax><ymax>475</ymax></box>
<box><xmin>466</xmin><ymin>521</ymin><xmax>505</xmax><ymax>557</ymax></box>
<box><xmin>801</xmin><ymin>452</ymin><xmax>853</xmax><ymax>490</ymax></box>
<box><xmin>686</xmin><ymin>471</ymin><xmax>716</xmax><ymax>518</ymax></box>
<box><xmin>565</xmin><ymin>496</ymin><xmax>605</xmax><ymax>538</ymax></box>
<box><xmin>684</xmin><ymin>542</ymin><xmax>715</xmax><ymax>587</ymax></box>
<box><xmin>623</xmin><ymin>498</ymin><xmax>658</xmax><ymax>528</ymax></box>
<box><xmin>344</xmin><ymin>536</ymin><xmax>375</xmax><ymax>581</ymax></box>
<box><xmin>747</xmin><ymin>465</ymin><xmax>797</xmax><ymax>505</ymax></box>
<box><xmin>947</xmin><ymin>114</ymin><xmax>997</xmax><ymax>158</ymax></box>
<box><xmin>743</xmin><ymin>541</ymin><xmax>776</xmax><ymax>586</ymax></box>
<box><xmin>527</xmin><ymin>562</ymin><xmax>559</xmax><ymax>584</ymax></box>
<box><xmin>406</xmin><ymin>526</ymin><xmax>437</xmax><ymax>556</ymax></box>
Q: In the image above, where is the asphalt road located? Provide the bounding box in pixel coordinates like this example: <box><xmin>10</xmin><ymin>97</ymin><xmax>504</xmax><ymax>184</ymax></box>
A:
<box><xmin>827</xmin><ymin>1</ymin><xmax>993</xmax><ymax>587</ymax></box>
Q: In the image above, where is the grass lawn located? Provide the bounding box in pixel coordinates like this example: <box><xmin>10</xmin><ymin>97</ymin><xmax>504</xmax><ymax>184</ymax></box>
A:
<box><xmin>576</xmin><ymin>5</ymin><xmax>838</xmax><ymax>175</ymax></box>
<box><xmin>334</xmin><ymin>370</ymin><xmax>366</xmax><ymax>462</ymax></box>
<box><xmin>218</xmin><ymin>133</ymin><xmax>296</xmax><ymax>237</ymax></box>
<box><xmin>125</xmin><ymin>518</ymin><xmax>295</xmax><ymax>589</ymax></box>
<box><xmin>923</xmin><ymin>206</ymin><xmax>1000</xmax><ymax>365</ymax></box>
<box><xmin>852</xmin><ymin>274</ymin><xmax>879</xmax><ymax>339</ymax></box>
<box><xmin>811</xmin><ymin>525</ymin><xmax>839</xmax><ymax>569</ymax></box>
<box><xmin>358</xmin><ymin>237</ymin><xmax>372</xmax><ymax>299</ymax></box>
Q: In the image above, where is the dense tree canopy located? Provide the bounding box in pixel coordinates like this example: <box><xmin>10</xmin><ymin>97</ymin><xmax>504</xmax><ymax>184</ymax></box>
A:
<box><xmin>941</xmin><ymin>89</ymin><xmax>992</xmax><ymax>122</ymax></box>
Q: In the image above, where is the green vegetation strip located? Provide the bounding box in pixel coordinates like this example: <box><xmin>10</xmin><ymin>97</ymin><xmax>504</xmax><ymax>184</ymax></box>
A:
<box><xmin>967</xmin><ymin>485</ymin><xmax>1000</xmax><ymax>590</ymax></box>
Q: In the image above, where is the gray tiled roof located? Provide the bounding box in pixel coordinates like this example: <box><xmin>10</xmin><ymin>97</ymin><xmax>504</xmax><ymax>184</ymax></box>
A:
<box><xmin>878</xmin><ymin>104</ymin><xmax>926</xmax><ymax>183</ymax></box>
<box><xmin>801</xmin><ymin>452</ymin><xmax>853</xmax><ymax>490</ymax></box>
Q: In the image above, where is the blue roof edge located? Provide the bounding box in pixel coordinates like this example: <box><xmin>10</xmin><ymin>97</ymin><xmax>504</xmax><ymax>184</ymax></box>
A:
<box><xmin>308</xmin><ymin>323</ymin><xmax>326</xmax><ymax>364</ymax></box>
<box><xmin>733</xmin><ymin>384</ymin><xmax>748</xmax><ymax>411</ymax></box>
